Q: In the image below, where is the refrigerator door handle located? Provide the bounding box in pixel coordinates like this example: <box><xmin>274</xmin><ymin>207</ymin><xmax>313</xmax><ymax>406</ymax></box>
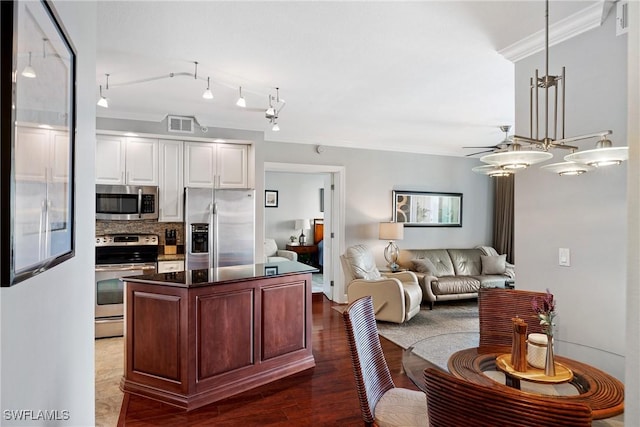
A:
<box><xmin>211</xmin><ymin>202</ymin><xmax>218</xmax><ymax>268</ymax></box>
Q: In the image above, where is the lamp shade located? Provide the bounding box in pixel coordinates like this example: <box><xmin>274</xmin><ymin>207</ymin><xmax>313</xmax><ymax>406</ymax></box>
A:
<box><xmin>295</xmin><ymin>219</ymin><xmax>311</xmax><ymax>230</ymax></box>
<box><xmin>379</xmin><ymin>222</ymin><xmax>403</xmax><ymax>241</ymax></box>
<box><xmin>564</xmin><ymin>147</ymin><xmax>628</xmax><ymax>167</ymax></box>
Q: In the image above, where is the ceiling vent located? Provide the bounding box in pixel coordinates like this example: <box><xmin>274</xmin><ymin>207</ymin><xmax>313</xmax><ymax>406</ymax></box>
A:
<box><xmin>168</xmin><ymin>115</ymin><xmax>195</xmax><ymax>134</ymax></box>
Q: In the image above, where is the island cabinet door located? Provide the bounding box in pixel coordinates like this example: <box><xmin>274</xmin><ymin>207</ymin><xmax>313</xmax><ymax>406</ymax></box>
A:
<box><xmin>260</xmin><ymin>277</ymin><xmax>310</xmax><ymax>361</ymax></box>
<box><xmin>194</xmin><ymin>288</ymin><xmax>255</xmax><ymax>381</ymax></box>
<box><xmin>125</xmin><ymin>283</ymin><xmax>190</xmax><ymax>395</ymax></box>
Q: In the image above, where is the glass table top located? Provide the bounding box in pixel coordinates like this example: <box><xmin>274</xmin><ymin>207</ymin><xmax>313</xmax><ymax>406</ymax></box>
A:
<box><xmin>402</xmin><ymin>331</ymin><xmax>624</xmax><ymax>423</ymax></box>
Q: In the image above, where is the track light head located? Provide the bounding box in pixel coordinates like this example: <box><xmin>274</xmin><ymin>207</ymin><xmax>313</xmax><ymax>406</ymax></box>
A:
<box><xmin>236</xmin><ymin>86</ymin><xmax>246</xmax><ymax>107</ymax></box>
<box><xmin>203</xmin><ymin>77</ymin><xmax>213</xmax><ymax>99</ymax></box>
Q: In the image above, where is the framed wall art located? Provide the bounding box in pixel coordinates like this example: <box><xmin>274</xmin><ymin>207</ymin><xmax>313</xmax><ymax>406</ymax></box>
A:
<box><xmin>392</xmin><ymin>190</ymin><xmax>462</xmax><ymax>227</ymax></box>
<box><xmin>265</xmin><ymin>190</ymin><xmax>278</xmax><ymax>208</ymax></box>
<box><xmin>1</xmin><ymin>0</ymin><xmax>77</xmax><ymax>286</ymax></box>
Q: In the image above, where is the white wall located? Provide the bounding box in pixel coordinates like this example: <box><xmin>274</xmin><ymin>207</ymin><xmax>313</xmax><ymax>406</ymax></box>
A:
<box><xmin>514</xmin><ymin>10</ymin><xmax>627</xmax><ymax>379</ymax></box>
<box><xmin>0</xmin><ymin>2</ymin><xmax>97</xmax><ymax>426</ymax></box>
<box><xmin>258</xmin><ymin>142</ymin><xmax>493</xmax><ymax>266</ymax></box>
<box><xmin>265</xmin><ymin>172</ymin><xmax>326</xmax><ymax>248</ymax></box>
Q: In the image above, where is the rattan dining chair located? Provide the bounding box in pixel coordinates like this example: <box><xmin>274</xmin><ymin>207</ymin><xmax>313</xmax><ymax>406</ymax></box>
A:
<box><xmin>343</xmin><ymin>296</ymin><xmax>428</xmax><ymax>427</ymax></box>
<box><xmin>424</xmin><ymin>367</ymin><xmax>592</xmax><ymax>426</ymax></box>
<box><xmin>478</xmin><ymin>287</ymin><xmax>549</xmax><ymax>349</ymax></box>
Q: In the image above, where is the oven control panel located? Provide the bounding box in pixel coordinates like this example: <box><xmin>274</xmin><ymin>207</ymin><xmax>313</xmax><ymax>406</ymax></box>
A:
<box><xmin>96</xmin><ymin>234</ymin><xmax>159</xmax><ymax>246</ymax></box>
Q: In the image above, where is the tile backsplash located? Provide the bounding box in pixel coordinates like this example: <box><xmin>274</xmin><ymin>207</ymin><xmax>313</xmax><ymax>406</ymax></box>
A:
<box><xmin>96</xmin><ymin>220</ymin><xmax>184</xmax><ymax>245</ymax></box>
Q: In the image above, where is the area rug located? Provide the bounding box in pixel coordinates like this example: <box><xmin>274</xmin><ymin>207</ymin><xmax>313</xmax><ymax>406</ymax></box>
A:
<box><xmin>332</xmin><ymin>300</ymin><xmax>479</xmax><ymax>349</ymax></box>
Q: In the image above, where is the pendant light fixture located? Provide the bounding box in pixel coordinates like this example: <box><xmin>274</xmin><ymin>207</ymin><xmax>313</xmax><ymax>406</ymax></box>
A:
<box><xmin>21</xmin><ymin>52</ymin><xmax>36</xmax><ymax>78</ymax></box>
<box><xmin>474</xmin><ymin>0</ymin><xmax>627</xmax><ymax>176</ymax></box>
<box><xmin>236</xmin><ymin>86</ymin><xmax>246</xmax><ymax>107</ymax></box>
<box><xmin>97</xmin><ymin>74</ymin><xmax>109</xmax><ymax>108</ymax></box>
<box><xmin>471</xmin><ymin>165</ymin><xmax>514</xmax><ymax>178</ymax></box>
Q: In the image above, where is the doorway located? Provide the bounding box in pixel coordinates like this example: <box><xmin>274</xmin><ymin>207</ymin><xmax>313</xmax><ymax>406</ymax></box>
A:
<box><xmin>264</xmin><ymin>163</ymin><xmax>345</xmax><ymax>302</ymax></box>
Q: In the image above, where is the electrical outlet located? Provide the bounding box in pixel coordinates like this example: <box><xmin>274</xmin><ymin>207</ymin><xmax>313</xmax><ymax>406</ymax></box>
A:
<box><xmin>559</xmin><ymin>248</ymin><xmax>570</xmax><ymax>267</ymax></box>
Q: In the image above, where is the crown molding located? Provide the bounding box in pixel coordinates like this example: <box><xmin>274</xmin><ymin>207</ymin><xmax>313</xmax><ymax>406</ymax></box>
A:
<box><xmin>499</xmin><ymin>1</ymin><xmax>615</xmax><ymax>63</ymax></box>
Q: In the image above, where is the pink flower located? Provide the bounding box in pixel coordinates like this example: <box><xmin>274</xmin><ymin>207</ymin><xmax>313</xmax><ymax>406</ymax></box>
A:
<box><xmin>532</xmin><ymin>289</ymin><xmax>556</xmax><ymax>337</ymax></box>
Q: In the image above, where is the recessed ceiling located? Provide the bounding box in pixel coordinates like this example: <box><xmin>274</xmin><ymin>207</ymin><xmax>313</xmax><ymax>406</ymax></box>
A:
<box><xmin>96</xmin><ymin>1</ymin><xmax>600</xmax><ymax>157</ymax></box>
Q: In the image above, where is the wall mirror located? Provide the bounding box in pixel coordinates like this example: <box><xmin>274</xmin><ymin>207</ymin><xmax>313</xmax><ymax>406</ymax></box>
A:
<box><xmin>1</xmin><ymin>0</ymin><xmax>76</xmax><ymax>286</ymax></box>
<box><xmin>392</xmin><ymin>191</ymin><xmax>462</xmax><ymax>227</ymax></box>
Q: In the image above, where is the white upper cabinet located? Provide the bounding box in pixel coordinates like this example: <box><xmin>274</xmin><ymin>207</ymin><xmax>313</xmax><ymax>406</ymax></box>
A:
<box><xmin>125</xmin><ymin>137</ymin><xmax>159</xmax><ymax>185</ymax></box>
<box><xmin>184</xmin><ymin>141</ymin><xmax>248</xmax><ymax>189</ymax></box>
<box><xmin>96</xmin><ymin>135</ymin><xmax>158</xmax><ymax>185</ymax></box>
<box><xmin>158</xmin><ymin>140</ymin><xmax>184</xmax><ymax>222</ymax></box>
<box><xmin>184</xmin><ymin>142</ymin><xmax>216</xmax><ymax>188</ymax></box>
<box><xmin>217</xmin><ymin>143</ymin><xmax>249</xmax><ymax>188</ymax></box>
<box><xmin>95</xmin><ymin>135</ymin><xmax>126</xmax><ymax>184</ymax></box>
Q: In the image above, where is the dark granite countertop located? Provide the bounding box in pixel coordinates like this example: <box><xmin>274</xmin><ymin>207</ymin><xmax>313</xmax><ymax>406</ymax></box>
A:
<box><xmin>123</xmin><ymin>261</ymin><xmax>318</xmax><ymax>288</ymax></box>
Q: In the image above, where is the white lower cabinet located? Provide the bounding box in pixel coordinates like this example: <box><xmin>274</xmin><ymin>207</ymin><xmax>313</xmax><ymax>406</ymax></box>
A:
<box><xmin>157</xmin><ymin>260</ymin><xmax>185</xmax><ymax>273</ymax></box>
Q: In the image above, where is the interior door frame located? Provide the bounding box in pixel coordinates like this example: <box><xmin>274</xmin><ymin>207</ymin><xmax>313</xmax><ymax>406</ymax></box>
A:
<box><xmin>263</xmin><ymin>162</ymin><xmax>345</xmax><ymax>302</ymax></box>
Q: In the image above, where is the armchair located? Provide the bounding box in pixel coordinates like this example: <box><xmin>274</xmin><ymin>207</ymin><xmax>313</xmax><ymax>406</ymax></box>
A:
<box><xmin>264</xmin><ymin>238</ymin><xmax>298</xmax><ymax>263</ymax></box>
<box><xmin>341</xmin><ymin>245</ymin><xmax>422</xmax><ymax>323</ymax></box>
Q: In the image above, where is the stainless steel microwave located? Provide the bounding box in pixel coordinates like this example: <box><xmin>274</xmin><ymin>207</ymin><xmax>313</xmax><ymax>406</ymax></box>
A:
<box><xmin>96</xmin><ymin>185</ymin><xmax>159</xmax><ymax>220</ymax></box>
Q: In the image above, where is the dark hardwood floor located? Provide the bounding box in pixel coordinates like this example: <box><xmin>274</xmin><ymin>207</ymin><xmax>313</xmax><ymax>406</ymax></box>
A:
<box><xmin>117</xmin><ymin>293</ymin><xmax>419</xmax><ymax>426</ymax></box>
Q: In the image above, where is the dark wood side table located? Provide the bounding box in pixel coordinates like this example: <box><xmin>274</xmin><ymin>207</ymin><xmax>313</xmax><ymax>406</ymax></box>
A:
<box><xmin>286</xmin><ymin>244</ymin><xmax>318</xmax><ymax>267</ymax></box>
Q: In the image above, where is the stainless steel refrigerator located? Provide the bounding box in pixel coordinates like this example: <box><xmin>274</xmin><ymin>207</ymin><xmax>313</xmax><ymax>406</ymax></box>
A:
<box><xmin>184</xmin><ymin>187</ymin><xmax>255</xmax><ymax>270</ymax></box>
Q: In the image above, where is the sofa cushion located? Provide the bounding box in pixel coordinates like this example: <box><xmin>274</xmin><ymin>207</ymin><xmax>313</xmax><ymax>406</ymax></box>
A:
<box><xmin>411</xmin><ymin>258</ymin><xmax>437</xmax><ymax>275</ymax></box>
<box><xmin>344</xmin><ymin>245</ymin><xmax>382</xmax><ymax>280</ymax></box>
<box><xmin>411</xmin><ymin>250</ymin><xmax>455</xmax><ymax>277</ymax></box>
<box><xmin>447</xmin><ymin>249</ymin><xmax>483</xmax><ymax>276</ymax></box>
<box><xmin>432</xmin><ymin>276</ymin><xmax>480</xmax><ymax>295</ymax></box>
<box><xmin>481</xmin><ymin>254</ymin><xmax>507</xmax><ymax>275</ymax></box>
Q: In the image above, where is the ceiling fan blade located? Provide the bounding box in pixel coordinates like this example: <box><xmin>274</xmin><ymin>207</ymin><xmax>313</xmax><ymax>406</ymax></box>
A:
<box><xmin>463</xmin><ymin>145</ymin><xmax>497</xmax><ymax>149</ymax></box>
<box><xmin>465</xmin><ymin>149</ymin><xmax>494</xmax><ymax>157</ymax></box>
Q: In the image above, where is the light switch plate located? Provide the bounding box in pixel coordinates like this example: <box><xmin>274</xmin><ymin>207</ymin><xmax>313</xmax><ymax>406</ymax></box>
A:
<box><xmin>559</xmin><ymin>248</ymin><xmax>570</xmax><ymax>267</ymax></box>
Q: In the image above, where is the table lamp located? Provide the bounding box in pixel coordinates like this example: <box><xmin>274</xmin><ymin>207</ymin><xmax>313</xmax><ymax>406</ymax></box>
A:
<box><xmin>379</xmin><ymin>222</ymin><xmax>404</xmax><ymax>271</ymax></box>
<box><xmin>295</xmin><ymin>219</ymin><xmax>311</xmax><ymax>245</ymax></box>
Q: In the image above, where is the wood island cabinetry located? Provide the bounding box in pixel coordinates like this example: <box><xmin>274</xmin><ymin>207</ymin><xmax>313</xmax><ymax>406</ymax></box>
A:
<box><xmin>121</xmin><ymin>262</ymin><xmax>316</xmax><ymax>410</ymax></box>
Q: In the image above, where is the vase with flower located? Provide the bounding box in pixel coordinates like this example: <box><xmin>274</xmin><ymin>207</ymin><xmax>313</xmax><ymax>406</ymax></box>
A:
<box><xmin>531</xmin><ymin>289</ymin><xmax>557</xmax><ymax>376</ymax></box>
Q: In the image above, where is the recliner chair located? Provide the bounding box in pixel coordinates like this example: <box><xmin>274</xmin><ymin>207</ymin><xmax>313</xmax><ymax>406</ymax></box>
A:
<box><xmin>264</xmin><ymin>238</ymin><xmax>298</xmax><ymax>262</ymax></box>
<box><xmin>341</xmin><ymin>245</ymin><xmax>422</xmax><ymax>323</ymax></box>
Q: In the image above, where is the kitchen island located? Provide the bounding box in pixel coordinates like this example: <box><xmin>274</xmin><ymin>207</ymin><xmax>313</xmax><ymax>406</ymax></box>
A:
<box><xmin>120</xmin><ymin>261</ymin><xmax>317</xmax><ymax>410</ymax></box>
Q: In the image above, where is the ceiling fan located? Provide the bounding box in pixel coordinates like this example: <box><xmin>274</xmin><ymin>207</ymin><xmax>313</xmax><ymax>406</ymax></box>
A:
<box><xmin>464</xmin><ymin>125</ymin><xmax>513</xmax><ymax>157</ymax></box>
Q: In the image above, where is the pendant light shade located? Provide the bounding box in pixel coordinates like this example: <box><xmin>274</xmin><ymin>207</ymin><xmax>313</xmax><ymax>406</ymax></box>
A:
<box><xmin>471</xmin><ymin>165</ymin><xmax>514</xmax><ymax>177</ymax></box>
<box><xmin>539</xmin><ymin>162</ymin><xmax>594</xmax><ymax>176</ymax></box>
<box><xmin>480</xmin><ymin>150</ymin><xmax>552</xmax><ymax>170</ymax></box>
<box><xmin>564</xmin><ymin>146</ymin><xmax>628</xmax><ymax>167</ymax></box>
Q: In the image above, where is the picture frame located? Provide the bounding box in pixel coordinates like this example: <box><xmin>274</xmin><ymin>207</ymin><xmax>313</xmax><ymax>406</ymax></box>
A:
<box><xmin>392</xmin><ymin>190</ymin><xmax>462</xmax><ymax>227</ymax></box>
<box><xmin>265</xmin><ymin>190</ymin><xmax>278</xmax><ymax>208</ymax></box>
<box><xmin>264</xmin><ymin>266</ymin><xmax>279</xmax><ymax>276</ymax></box>
<box><xmin>1</xmin><ymin>0</ymin><xmax>77</xmax><ymax>286</ymax></box>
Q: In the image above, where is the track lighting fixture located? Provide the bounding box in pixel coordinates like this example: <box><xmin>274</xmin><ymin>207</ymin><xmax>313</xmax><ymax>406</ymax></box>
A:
<box><xmin>94</xmin><ymin>62</ymin><xmax>285</xmax><ymax>127</ymax></box>
<box><xmin>21</xmin><ymin>52</ymin><xmax>36</xmax><ymax>78</ymax></box>
<box><xmin>202</xmin><ymin>77</ymin><xmax>213</xmax><ymax>100</ymax></box>
<box><xmin>236</xmin><ymin>86</ymin><xmax>246</xmax><ymax>107</ymax></box>
<box><xmin>97</xmin><ymin>74</ymin><xmax>109</xmax><ymax>108</ymax></box>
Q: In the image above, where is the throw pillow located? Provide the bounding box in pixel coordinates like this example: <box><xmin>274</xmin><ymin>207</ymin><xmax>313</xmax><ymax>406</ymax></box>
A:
<box><xmin>481</xmin><ymin>254</ymin><xmax>507</xmax><ymax>275</ymax></box>
<box><xmin>412</xmin><ymin>258</ymin><xmax>438</xmax><ymax>276</ymax></box>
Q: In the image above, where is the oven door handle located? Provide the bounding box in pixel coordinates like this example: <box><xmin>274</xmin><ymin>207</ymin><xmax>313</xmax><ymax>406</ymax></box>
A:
<box><xmin>95</xmin><ymin>264</ymin><xmax>156</xmax><ymax>273</ymax></box>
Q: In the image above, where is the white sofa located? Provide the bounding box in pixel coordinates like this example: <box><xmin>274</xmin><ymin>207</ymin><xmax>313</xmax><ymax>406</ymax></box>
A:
<box><xmin>264</xmin><ymin>238</ymin><xmax>298</xmax><ymax>263</ymax></box>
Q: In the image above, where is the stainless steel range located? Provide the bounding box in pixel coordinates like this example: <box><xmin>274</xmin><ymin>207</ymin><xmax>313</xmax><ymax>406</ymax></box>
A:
<box><xmin>95</xmin><ymin>234</ymin><xmax>158</xmax><ymax>338</ymax></box>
